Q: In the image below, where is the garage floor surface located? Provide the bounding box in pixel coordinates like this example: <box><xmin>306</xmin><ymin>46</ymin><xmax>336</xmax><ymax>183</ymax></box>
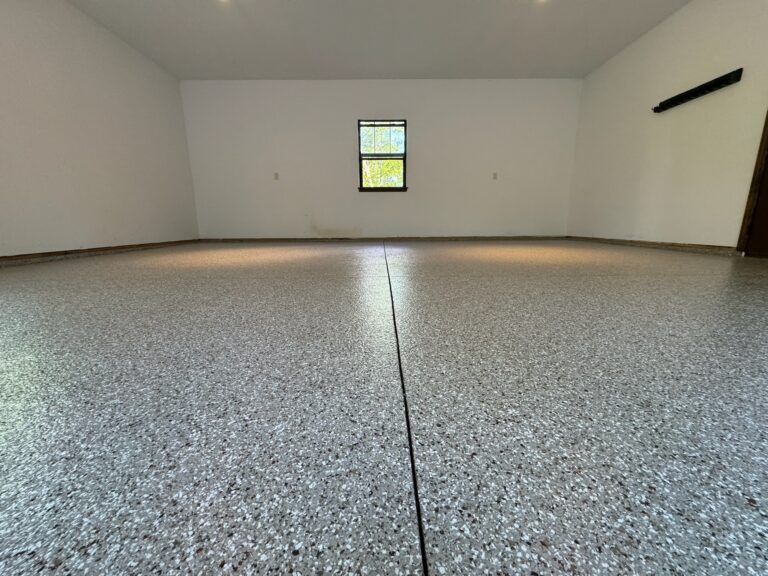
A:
<box><xmin>1</xmin><ymin>241</ymin><xmax>766</xmax><ymax>575</ymax></box>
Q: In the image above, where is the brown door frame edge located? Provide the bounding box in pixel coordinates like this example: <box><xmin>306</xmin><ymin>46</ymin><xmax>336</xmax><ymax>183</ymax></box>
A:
<box><xmin>737</xmin><ymin>105</ymin><xmax>768</xmax><ymax>252</ymax></box>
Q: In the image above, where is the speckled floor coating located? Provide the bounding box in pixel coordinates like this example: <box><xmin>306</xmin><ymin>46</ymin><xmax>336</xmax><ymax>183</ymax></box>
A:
<box><xmin>1</xmin><ymin>240</ymin><xmax>767</xmax><ymax>575</ymax></box>
<box><xmin>0</xmin><ymin>243</ymin><xmax>420</xmax><ymax>575</ymax></box>
<box><xmin>386</xmin><ymin>241</ymin><xmax>768</xmax><ymax>575</ymax></box>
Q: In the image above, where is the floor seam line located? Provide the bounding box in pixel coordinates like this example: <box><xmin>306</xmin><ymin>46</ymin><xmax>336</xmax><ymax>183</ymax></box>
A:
<box><xmin>383</xmin><ymin>241</ymin><xmax>430</xmax><ymax>576</ymax></box>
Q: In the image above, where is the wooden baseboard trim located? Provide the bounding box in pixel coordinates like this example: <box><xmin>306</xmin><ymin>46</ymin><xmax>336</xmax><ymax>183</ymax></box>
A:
<box><xmin>567</xmin><ymin>236</ymin><xmax>737</xmax><ymax>256</ymax></box>
<box><xmin>200</xmin><ymin>236</ymin><xmax>739</xmax><ymax>256</ymax></box>
<box><xmin>199</xmin><ymin>235</ymin><xmax>566</xmax><ymax>243</ymax></box>
<box><xmin>1</xmin><ymin>235</ymin><xmax>741</xmax><ymax>267</ymax></box>
<box><xmin>0</xmin><ymin>239</ymin><xmax>199</xmax><ymax>267</ymax></box>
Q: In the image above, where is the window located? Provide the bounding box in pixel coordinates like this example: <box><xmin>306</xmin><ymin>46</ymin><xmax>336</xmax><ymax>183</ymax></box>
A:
<box><xmin>358</xmin><ymin>120</ymin><xmax>407</xmax><ymax>191</ymax></box>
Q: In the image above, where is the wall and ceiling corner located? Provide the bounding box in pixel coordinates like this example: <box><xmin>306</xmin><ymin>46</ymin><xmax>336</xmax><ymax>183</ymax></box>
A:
<box><xmin>567</xmin><ymin>0</ymin><xmax>768</xmax><ymax>249</ymax></box>
<box><xmin>58</xmin><ymin>0</ymin><xmax>691</xmax><ymax>246</ymax></box>
<box><xmin>4</xmin><ymin>0</ymin><xmax>768</xmax><ymax>257</ymax></box>
<box><xmin>0</xmin><ymin>0</ymin><xmax>198</xmax><ymax>257</ymax></box>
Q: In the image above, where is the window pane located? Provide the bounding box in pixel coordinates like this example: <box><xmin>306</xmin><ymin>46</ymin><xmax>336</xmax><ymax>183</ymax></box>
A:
<box><xmin>362</xmin><ymin>159</ymin><xmax>404</xmax><ymax>188</ymax></box>
<box><xmin>374</xmin><ymin>126</ymin><xmax>391</xmax><ymax>153</ymax></box>
<box><xmin>391</xmin><ymin>127</ymin><xmax>405</xmax><ymax>153</ymax></box>
<box><xmin>360</xmin><ymin>126</ymin><xmax>375</xmax><ymax>154</ymax></box>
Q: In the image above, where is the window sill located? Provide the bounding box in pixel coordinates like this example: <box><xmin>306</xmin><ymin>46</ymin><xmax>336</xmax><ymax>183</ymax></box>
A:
<box><xmin>358</xmin><ymin>187</ymin><xmax>408</xmax><ymax>192</ymax></box>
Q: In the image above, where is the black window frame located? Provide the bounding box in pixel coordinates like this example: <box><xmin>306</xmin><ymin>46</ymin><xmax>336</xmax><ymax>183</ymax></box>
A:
<box><xmin>358</xmin><ymin>119</ymin><xmax>408</xmax><ymax>192</ymax></box>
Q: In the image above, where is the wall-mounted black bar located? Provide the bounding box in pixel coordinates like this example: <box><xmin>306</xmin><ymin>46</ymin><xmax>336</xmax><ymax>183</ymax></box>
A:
<box><xmin>653</xmin><ymin>68</ymin><xmax>743</xmax><ymax>113</ymax></box>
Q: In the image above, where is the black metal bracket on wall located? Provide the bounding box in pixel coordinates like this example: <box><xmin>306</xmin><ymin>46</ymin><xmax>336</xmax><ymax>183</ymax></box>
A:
<box><xmin>653</xmin><ymin>68</ymin><xmax>743</xmax><ymax>113</ymax></box>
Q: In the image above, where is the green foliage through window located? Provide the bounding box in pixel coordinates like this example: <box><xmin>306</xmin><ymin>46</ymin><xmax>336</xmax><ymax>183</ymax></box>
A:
<box><xmin>362</xmin><ymin>159</ymin><xmax>404</xmax><ymax>188</ymax></box>
<box><xmin>358</xmin><ymin>120</ymin><xmax>407</xmax><ymax>190</ymax></box>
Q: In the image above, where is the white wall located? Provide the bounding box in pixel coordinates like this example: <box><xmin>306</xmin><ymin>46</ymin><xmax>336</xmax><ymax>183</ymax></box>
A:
<box><xmin>182</xmin><ymin>80</ymin><xmax>582</xmax><ymax>239</ymax></box>
<box><xmin>568</xmin><ymin>0</ymin><xmax>768</xmax><ymax>247</ymax></box>
<box><xmin>0</xmin><ymin>0</ymin><xmax>198</xmax><ymax>257</ymax></box>
<box><xmin>10</xmin><ymin>1</ymin><xmax>761</xmax><ymax>250</ymax></box>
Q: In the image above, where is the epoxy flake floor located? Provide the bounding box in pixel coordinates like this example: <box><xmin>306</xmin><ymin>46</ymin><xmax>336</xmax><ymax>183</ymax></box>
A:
<box><xmin>1</xmin><ymin>240</ymin><xmax>767</xmax><ymax>575</ymax></box>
